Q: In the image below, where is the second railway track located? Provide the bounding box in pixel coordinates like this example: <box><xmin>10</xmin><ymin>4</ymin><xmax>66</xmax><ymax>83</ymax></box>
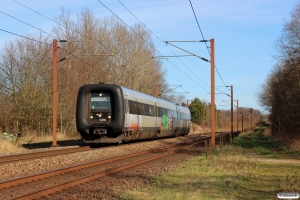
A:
<box><xmin>0</xmin><ymin>133</ymin><xmax>229</xmax><ymax>200</ymax></box>
<box><xmin>0</xmin><ymin>132</ymin><xmax>224</xmax><ymax>165</ymax></box>
<box><xmin>0</xmin><ymin>146</ymin><xmax>92</xmax><ymax>165</ymax></box>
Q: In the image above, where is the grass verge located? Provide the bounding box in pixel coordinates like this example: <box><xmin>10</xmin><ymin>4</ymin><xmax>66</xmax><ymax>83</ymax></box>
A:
<box><xmin>0</xmin><ymin>132</ymin><xmax>82</xmax><ymax>154</ymax></box>
<box><xmin>0</xmin><ymin>137</ymin><xmax>26</xmax><ymax>154</ymax></box>
<box><xmin>120</xmin><ymin>129</ymin><xmax>300</xmax><ymax>200</ymax></box>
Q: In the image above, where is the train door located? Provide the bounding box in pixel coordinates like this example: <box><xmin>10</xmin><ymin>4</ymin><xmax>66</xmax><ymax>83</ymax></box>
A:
<box><xmin>176</xmin><ymin>106</ymin><xmax>180</xmax><ymax>134</ymax></box>
<box><xmin>123</xmin><ymin>89</ymin><xmax>130</xmax><ymax>130</ymax></box>
<box><xmin>125</xmin><ymin>99</ymin><xmax>129</xmax><ymax>129</ymax></box>
<box><xmin>128</xmin><ymin>92</ymin><xmax>139</xmax><ymax>132</ymax></box>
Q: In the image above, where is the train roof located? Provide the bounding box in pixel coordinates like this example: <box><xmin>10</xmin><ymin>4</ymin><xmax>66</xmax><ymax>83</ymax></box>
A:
<box><xmin>120</xmin><ymin>85</ymin><xmax>190</xmax><ymax>113</ymax></box>
<box><xmin>78</xmin><ymin>83</ymin><xmax>190</xmax><ymax>113</ymax></box>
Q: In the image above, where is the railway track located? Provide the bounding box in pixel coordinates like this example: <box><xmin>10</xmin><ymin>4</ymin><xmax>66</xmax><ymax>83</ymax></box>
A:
<box><xmin>0</xmin><ymin>146</ymin><xmax>92</xmax><ymax>165</ymax></box>
<box><xmin>0</xmin><ymin>133</ymin><xmax>229</xmax><ymax>200</ymax></box>
<box><xmin>0</xmin><ymin>132</ymin><xmax>226</xmax><ymax>165</ymax></box>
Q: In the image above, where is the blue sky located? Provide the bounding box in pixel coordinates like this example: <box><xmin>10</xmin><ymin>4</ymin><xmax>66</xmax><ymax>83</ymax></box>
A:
<box><xmin>1</xmin><ymin>0</ymin><xmax>299</xmax><ymax>112</ymax></box>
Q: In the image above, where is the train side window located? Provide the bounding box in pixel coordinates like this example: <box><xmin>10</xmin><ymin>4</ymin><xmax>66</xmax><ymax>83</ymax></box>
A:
<box><xmin>141</xmin><ymin>103</ymin><xmax>145</xmax><ymax>115</ymax></box>
<box><xmin>158</xmin><ymin>107</ymin><xmax>161</xmax><ymax>117</ymax></box>
<box><xmin>149</xmin><ymin>105</ymin><xmax>154</xmax><ymax>116</ymax></box>
<box><xmin>128</xmin><ymin>100</ymin><xmax>138</xmax><ymax>114</ymax></box>
<box><xmin>144</xmin><ymin>104</ymin><xmax>149</xmax><ymax>115</ymax></box>
<box><xmin>137</xmin><ymin>102</ymin><xmax>141</xmax><ymax>115</ymax></box>
<box><xmin>163</xmin><ymin>108</ymin><xmax>167</xmax><ymax>116</ymax></box>
<box><xmin>138</xmin><ymin>103</ymin><xmax>145</xmax><ymax>115</ymax></box>
<box><xmin>128</xmin><ymin>100</ymin><xmax>133</xmax><ymax>114</ymax></box>
<box><xmin>168</xmin><ymin>109</ymin><xmax>172</xmax><ymax>118</ymax></box>
<box><xmin>133</xmin><ymin>102</ymin><xmax>138</xmax><ymax>114</ymax></box>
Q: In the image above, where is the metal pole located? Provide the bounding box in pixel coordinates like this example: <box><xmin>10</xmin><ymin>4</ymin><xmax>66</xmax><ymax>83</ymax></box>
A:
<box><xmin>231</xmin><ymin>85</ymin><xmax>233</xmax><ymax>139</ymax></box>
<box><xmin>249</xmin><ymin>111</ymin><xmax>251</xmax><ymax>129</ymax></box>
<box><xmin>216</xmin><ymin>109</ymin><xmax>217</xmax><ymax>130</ymax></box>
<box><xmin>202</xmin><ymin>108</ymin><xmax>204</xmax><ymax>132</ymax></box>
<box><xmin>210</xmin><ymin>39</ymin><xmax>215</xmax><ymax>147</ymax></box>
<box><xmin>236</xmin><ymin>100</ymin><xmax>238</xmax><ymax>132</ymax></box>
<box><xmin>52</xmin><ymin>39</ymin><xmax>58</xmax><ymax>147</ymax></box>
<box><xmin>153</xmin><ymin>85</ymin><xmax>159</xmax><ymax>97</ymax></box>
<box><xmin>242</xmin><ymin>107</ymin><xmax>244</xmax><ymax>132</ymax></box>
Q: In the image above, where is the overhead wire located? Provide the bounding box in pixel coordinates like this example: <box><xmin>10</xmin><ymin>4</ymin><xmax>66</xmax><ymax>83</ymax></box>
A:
<box><xmin>7</xmin><ymin>0</ymin><xmax>104</xmax><ymax>74</ymax></box>
<box><xmin>0</xmin><ymin>10</ymin><xmax>58</xmax><ymax>39</ymax></box>
<box><xmin>9</xmin><ymin>0</ymin><xmax>211</xmax><ymax>96</ymax></box>
<box><xmin>5</xmin><ymin>0</ymin><xmax>225</xmax><ymax>101</ymax></box>
<box><xmin>188</xmin><ymin>0</ymin><xmax>229</xmax><ymax>91</ymax></box>
<box><xmin>0</xmin><ymin>28</ymin><xmax>51</xmax><ymax>46</ymax></box>
<box><xmin>116</xmin><ymin>0</ymin><xmax>211</xmax><ymax>90</ymax></box>
<box><xmin>10</xmin><ymin>0</ymin><xmax>142</xmax><ymax>79</ymax></box>
<box><xmin>116</xmin><ymin>0</ymin><xmax>231</xmax><ymax>105</ymax></box>
<box><xmin>8</xmin><ymin>0</ymin><xmax>133</xmax><ymax>87</ymax></box>
<box><xmin>111</xmin><ymin>0</ymin><xmax>216</xmax><ymax>97</ymax></box>
<box><xmin>12</xmin><ymin>0</ymin><xmax>70</xmax><ymax>32</ymax></box>
<box><xmin>115</xmin><ymin>0</ymin><xmax>229</xmax><ymax>99</ymax></box>
<box><xmin>0</xmin><ymin>8</ymin><xmax>102</xmax><ymax>97</ymax></box>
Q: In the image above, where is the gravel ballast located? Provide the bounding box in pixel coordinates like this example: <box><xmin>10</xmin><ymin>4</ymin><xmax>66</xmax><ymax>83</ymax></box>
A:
<box><xmin>0</xmin><ymin>135</ymin><xmax>205</xmax><ymax>180</ymax></box>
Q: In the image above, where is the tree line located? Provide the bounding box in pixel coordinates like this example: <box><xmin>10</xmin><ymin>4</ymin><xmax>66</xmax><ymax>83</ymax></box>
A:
<box><xmin>188</xmin><ymin>98</ymin><xmax>261</xmax><ymax>131</ymax></box>
<box><xmin>0</xmin><ymin>8</ymin><xmax>169</xmax><ymax>136</ymax></box>
<box><xmin>258</xmin><ymin>3</ymin><xmax>300</xmax><ymax>137</ymax></box>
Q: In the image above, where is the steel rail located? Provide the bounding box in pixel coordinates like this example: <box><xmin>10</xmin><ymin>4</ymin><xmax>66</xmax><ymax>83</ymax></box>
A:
<box><xmin>0</xmin><ymin>146</ymin><xmax>92</xmax><ymax>164</ymax></box>
<box><xmin>0</xmin><ymin>132</ymin><xmax>227</xmax><ymax>165</ymax></box>
<box><xmin>0</xmin><ymin>136</ymin><xmax>210</xmax><ymax>189</ymax></box>
<box><xmin>1</xmin><ymin>132</ymin><xmax>233</xmax><ymax>200</ymax></box>
<box><xmin>7</xmin><ymin>137</ymin><xmax>207</xmax><ymax>200</ymax></box>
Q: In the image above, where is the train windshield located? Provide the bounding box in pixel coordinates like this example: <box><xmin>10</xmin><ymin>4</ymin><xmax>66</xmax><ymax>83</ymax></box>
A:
<box><xmin>90</xmin><ymin>92</ymin><xmax>111</xmax><ymax>109</ymax></box>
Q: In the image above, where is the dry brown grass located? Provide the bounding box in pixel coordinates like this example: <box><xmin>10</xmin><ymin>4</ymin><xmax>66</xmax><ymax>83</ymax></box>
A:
<box><xmin>20</xmin><ymin>132</ymin><xmax>77</xmax><ymax>144</ymax></box>
<box><xmin>274</xmin><ymin>133</ymin><xmax>300</xmax><ymax>151</ymax></box>
<box><xmin>265</xmin><ymin>127</ymin><xmax>300</xmax><ymax>151</ymax></box>
<box><xmin>0</xmin><ymin>137</ymin><xmax>26</xmax><ymax>154</ymax></box>
<box><xmin>0</xmin><ymin>132</ymin><xmax>80</xmax><ymax>155</ymax></box>
<box><xmin>190</xmin><ymin>122</ymin><xmax>203</xmax><ymax>134</ymax></box>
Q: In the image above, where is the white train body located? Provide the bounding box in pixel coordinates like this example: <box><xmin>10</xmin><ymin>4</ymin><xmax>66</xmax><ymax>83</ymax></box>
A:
<box><xmin>76</xmin><ymin>84</ymin><xmax>191</xmax><ymax>144</ymax></box>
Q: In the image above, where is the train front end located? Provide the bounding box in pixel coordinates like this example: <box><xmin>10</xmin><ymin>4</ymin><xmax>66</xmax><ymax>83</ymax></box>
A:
<box><xmin>76</xmin><ymin>84</ymin><xmax>125</xmax><ymax>143</ymax></box>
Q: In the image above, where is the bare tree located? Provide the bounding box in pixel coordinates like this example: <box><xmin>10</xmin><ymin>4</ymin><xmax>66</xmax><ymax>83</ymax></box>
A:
<box><xmin>0</xmin><ymin>34</ymin><xmax>52</xmax><ymax>135</ymax></box>
<box><xmin>51</xmin><ymin>8</ymin><xmax>167</xmax><ymax>135</ymax></box>
<box><xmin>258</xmin><ymin>2</ymin><xmax>300</xmax><ymax>136</ymax></box>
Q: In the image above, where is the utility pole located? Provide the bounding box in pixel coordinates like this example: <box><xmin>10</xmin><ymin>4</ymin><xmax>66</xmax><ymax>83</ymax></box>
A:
<box><xmin>52</xmin><ymin>39</ymin><xmax>58</xmax><ymax>147</ymax></box>
<box><xmin>236</xmin><ymin>100</ymin><xmax>238</xmax><ymax>133</ymax></box>
<box><xmin>249</xmin><ymin>111</ymin><xmax>251</xmax><ymax>129</ymax></box>
<box><xmin>216</xmin><ymin>109</ymin><xmax>218</xmax><ymax>131</ymax></box>
<box><xmin>186</xmin><ymin>100</ymin><xmax>193</xmax><ymax>108</ymax></box>
<box><xmin>153</xmin><ymin>85</ymin><xmax>159</xmax><ymax>98</ymax></box>
<box><xmin>161</xmin><ymin>39</ymin><xmax>212</xmax><ymax>145</ymax></box>
<box><xmin>230</xmin><ymin>85</ymin><xmax>233</xmax><ymax>139</ymax></box>
<box><xmin>202</xmin><ymin>109</ymin><xmax>204</xmax><ymax>132</ymax></box>
<box><xmin>242</xmin><ymin>107</ymin><xmax>244</xmax><ymax>132</ymax></box>
<box><xmin>210</xmin><ymin>38</ymin><xmax>215</xmax><ymax>147</ymax></box>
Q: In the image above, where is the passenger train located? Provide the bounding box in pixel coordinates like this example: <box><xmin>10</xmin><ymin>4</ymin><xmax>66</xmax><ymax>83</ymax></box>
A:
<box><xmin>76</xmin><ymin>83</ymin><xmax>191</xmax><ymax>144</ymax></box>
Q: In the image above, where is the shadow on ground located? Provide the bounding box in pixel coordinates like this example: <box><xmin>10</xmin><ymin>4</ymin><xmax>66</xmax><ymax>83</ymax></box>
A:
<box><xmin>21</xmin><ymin>139</ymin><xmax>88</xmax><ymax>149</ymax></box>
